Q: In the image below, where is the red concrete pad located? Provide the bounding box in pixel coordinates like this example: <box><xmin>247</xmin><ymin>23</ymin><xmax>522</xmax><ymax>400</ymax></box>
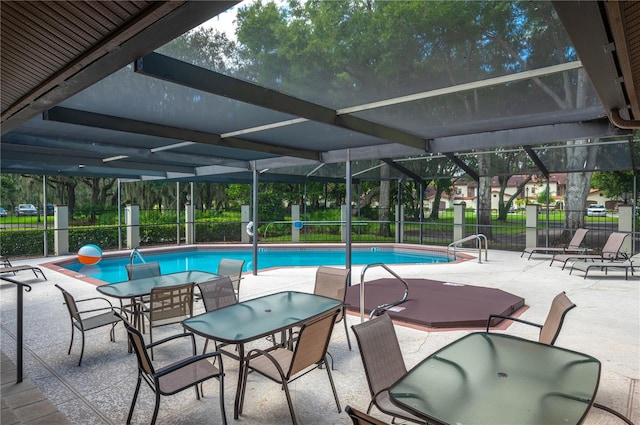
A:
<box><xmin>346</xmin><ymin>278</ymin><xmax>525</xmax><ymax>329</ymax></box>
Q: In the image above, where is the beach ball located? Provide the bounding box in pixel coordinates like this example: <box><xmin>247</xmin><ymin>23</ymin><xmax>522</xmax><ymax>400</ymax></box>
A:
<box><xmin>78</xmin><ymin>244</ymin><xmax>102</xmax><ymax>265</ymax></box>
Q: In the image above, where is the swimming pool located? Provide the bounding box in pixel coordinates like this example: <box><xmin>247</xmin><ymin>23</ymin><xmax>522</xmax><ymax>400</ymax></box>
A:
<box><xmin>59</xmin><ymin>245</ymin><xmax>450</xmax><ymax>283</ymax></box>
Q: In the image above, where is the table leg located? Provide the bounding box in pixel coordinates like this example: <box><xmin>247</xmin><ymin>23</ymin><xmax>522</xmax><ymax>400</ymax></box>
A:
<box><xmin>234</xmin><ymin>343</ymin><xmax>245</xmax><ymax>419</ymax></box>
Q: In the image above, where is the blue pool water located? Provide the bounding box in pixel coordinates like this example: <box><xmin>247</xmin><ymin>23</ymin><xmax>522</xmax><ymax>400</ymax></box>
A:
<box><xmin>62</xmin><ymin>247</ymin><xmax>448</xmax><ymax>283</ymax></box>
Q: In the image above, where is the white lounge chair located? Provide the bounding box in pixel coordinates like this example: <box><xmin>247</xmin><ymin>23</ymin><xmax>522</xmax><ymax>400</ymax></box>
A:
<box><xmin>550</xmin><ymin>232</ymin><xmax>629</xmax><ymax>270</ymax></box>
<box><xmin>569</xmin><ymin>253</ymin><xmax>640</xmax><ymax>280</ymax></box>
<box><xmin>521</xmin><ymin>228</ymin><xmax>589</xmax><ymax>260</ymax></box>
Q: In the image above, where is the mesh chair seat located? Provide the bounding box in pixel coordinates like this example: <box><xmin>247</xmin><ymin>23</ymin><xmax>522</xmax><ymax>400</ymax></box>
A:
<box><xmin>141</xmin><ymin>282</ymin><xmax>195</xmax><ymax>359</ymax></box>
<box><xmin>123</xmin><ymin>261</ymin><xmax>162</xmax><ymax>330</ymax></box>
<box><xmin>240</xmin><ymin>308</ymin><xmax>342</xmax><ymax>425</ymax></box>
<box><xmin>119</xmin><ymin>314</ymin><xmax>227</xmax><ymax>425</ymax></box>
<box><xmin>217</xmin><ymin>258</ymin><xmax>245</xmax><ymax>297</ymax></box>
<box><xmin>55</xmin><ymin>284</ymin><xmax>122</xmax><ymax>366</ymax></box>
<box><xmin>351</xmin><ymin>314</ymin><xmax>425</xmax><ymax>424</ymax></box>
<box><xmin>196</xmin><ymin>276</ymin><xmax>238</xmax><ymax>356</ymax></box>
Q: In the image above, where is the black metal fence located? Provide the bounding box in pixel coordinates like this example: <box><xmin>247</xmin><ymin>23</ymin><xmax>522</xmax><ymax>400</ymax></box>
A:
<box><xmin>1</xmin><ymin>205</ymin><xmax>635</xmax><ymax>258</ymax></box>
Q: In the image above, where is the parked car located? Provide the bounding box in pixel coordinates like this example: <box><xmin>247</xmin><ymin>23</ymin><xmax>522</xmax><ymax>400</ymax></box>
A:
<box><xmin>0</xmin><ymin>207</ymin><xmax>7</xmax><ymax>217</ymax></box>
<box><xmin>586</xmin><ymin>204</ymin><xmax>606</xmax><ymax>217</ymax></box>
<box><xmin>14</xmin><ymin>204</ymin><xmax>38</xmax><ymax>216</ymax></box>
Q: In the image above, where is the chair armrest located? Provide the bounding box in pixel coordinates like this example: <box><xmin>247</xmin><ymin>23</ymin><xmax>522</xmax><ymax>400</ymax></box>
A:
<box><xmin>77</xmin><ymin>306</ymin><xmax>118</xmax><ymax>315</ymax></box>
<box><xmin>245</xmin><ymin>348</ymin><xmax>287</xmax><ymax>377</ymax></box>
<box><xmin>154</xmin><ymin>351</ymin><xmax>224</xmax><ymax>378</ymax></box>
<box><xmin>76</xmin><ymin>296</ymin><xmax>115</xmax><ymax>308</ymax></box>
<box><xmin>146</xmin><ymin>332</ymin><xmax>197</xmax><ymax>355</ymax></box>
<box><xmin>486</xmin><ymin>314</ymin><xmax>543</xmax><ymax>332</ymax></box>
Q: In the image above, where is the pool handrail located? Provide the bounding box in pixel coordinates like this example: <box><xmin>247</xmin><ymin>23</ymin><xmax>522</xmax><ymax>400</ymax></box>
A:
<box><xmin>359</xmin><ymin>263</ymin><xmax>409</xmax><ymax>322</ymax></box>
<box><xmin>1</xmin><ymin>276</ymin><xmax>32</xmax><ymax>383</ymax></box>
<box><xmin>447</xmin><ymin>234</ymin><xmax>488</xmax><ymax>263</ymax></box>
<box><xmin>129</xmin><ymin>247</ymin><xmax>147</xmax><ymax>265</ymax></box>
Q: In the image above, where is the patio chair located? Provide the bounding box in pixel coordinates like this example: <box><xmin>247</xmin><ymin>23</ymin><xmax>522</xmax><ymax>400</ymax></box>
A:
<box><xmin>550</xmin><ymin>232</ymin><xmax>629</xmax><ymax>269</ymax></box>
<box><xmin>141</xmin><ymin>282</ymin><xmax>194</xmax><ymax>359</ymax></box>
<box><xmin>55</xmin><ymin>284</ymin><xmax>122</xmax><ymax>366</ymax></box>
<box><xmin>196</xmin><ymin>276</ymin><xmax>238</xmax><ymax>355</ymax></box>
<box><xmin>123</xmin><ymin>261</ymin><xmax>161</xmax><ymax>330</ymax></box>
<box><xmin>239</xmin><ymin>308</ymin><xmax>342</xmax><ymax>425</ymax></box>
<box><xmin>351</xmin><ymin>314</ymin><xmax>425</xmax><ymax>424</ymax></box>
<box><xmin>569</xmin><ymin>252</ymin><xmax>640</xmax><ymax>280</ymax></box>
<box><xmin>486</xmin><ymin>291</ymin><xmax>576</xmax><ymax>345</ymax></box>
<box><xmin>286</xmin><ymin>266</ymin><xmax>352</xmax><ymax>363</ymax></box>
<box><xmin>216</xmin><ymin>258</ymin><xmax>245</xmax><ymax>298</ymax></box>
<box><xmin>345</xmin><ymin>405</ymin><xmax>390</xmax><ymax>425</ymax></box>
<box><xmin>521</xmin><ymin>228</ymin><xmax>589</xmax><ymax>260</ymax></box>
<box><xmin>314</xmin><ymin>266</ymin><xmax>352</xmax><ymax>350</ymax></box>
<box><xmin>118</xmin><ymin>313</ymin><xmax>227</xmax><ymax>425</ymax></box>
<box><xmin>125</xmin><ymin>261</ymin><xmax>161</xmax><ymax>279</ymax></box>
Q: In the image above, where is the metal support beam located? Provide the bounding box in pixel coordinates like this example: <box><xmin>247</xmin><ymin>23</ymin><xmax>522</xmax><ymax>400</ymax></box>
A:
<box><xmin>445</xmin><ymin>153</ymin><xmax>479</xmax><ymax>181</ymax></box>
<box><xmin>135</xmin><ymin>52</ymin><xmax>427</xmax><ymax>150</ymax></box>
<box><xmin>252</xmin><ymin>165</ymin><xmax>259</xmax><ymax>276</ymax></box>
<box><xmin>430</xmin><ymin>120</ymin><xmax>625</xmax><ymax>153</ymax></box>
<box><xmin>44</xmin><ymin>106</ymin><xmax>319</xmax><ymax>161</ymax></box>
<box><xmin>2</xmin><ymin>1</ymin><xmax>240</xmax><ymax>134</ymax></box>
<box><xmin>382</xmin><ymin>158</ymin><xmax>427</xmax><ymax>186</ymax></box>
<box><xmin>523</xmin><ymin>145</ymin><xmax>550</xmax><ymax>178</ymax></box>
<box><xmin>552</xmin><ymin>1</ymin><xmax>629</xmax><ymax>122</ymax></box>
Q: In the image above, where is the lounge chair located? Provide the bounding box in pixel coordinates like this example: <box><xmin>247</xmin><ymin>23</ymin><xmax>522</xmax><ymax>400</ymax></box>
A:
<box><xmin>569</xmin><ymin>253</ymin><xmax>640</xmax><ymax>280</ymax></box>
<box><xmin>521</xmin><ymin>228</ymin><xmax>589</xmax><ymax>260</ymax></box>
<box><xmin>550</xmin><ymin>232</ymin><xmax>629</xmax><ymax>270</ymax></box>
<box><xmin>0</xmin><ymin>264</ymin><xmax>47</xmax><ymax>280</ymax></box>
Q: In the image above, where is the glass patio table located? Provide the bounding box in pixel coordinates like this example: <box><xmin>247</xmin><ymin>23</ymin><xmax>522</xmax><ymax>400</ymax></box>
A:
<box><xmin>389</xmin><ymin>332</ymin><xmax>601</xmax><ymax>425</ymax></box>
<box><xmin>96</xmin><ymin>270</ymin><xmax>220</xmax><ymax>299</ymax></box>
<box><xmin>182</xmin><ymin>290</ymin><xmax>342</xmax><ymax>419</ymax></box>
<box><xmin>96</xmin><ymin>270</ymin><xmax>220</xmax><ymax>334</ymax></box>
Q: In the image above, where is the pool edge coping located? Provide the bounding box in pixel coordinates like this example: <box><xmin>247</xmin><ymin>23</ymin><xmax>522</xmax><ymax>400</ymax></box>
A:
<box><xmin>41</xmin><ymin>243</ymin><xmax>475</xmax><ymax>286</ymax></box>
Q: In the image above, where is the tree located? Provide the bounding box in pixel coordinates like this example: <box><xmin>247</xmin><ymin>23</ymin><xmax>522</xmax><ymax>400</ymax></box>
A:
<box><xmin>497</xmin><ymin>174</ymin><xmax>533</xmax><ymax>219</ymax></box>
<box><xmin>536</xmin><ymin>188</ymin><xmax>550</xmax><ymax>205</ymax></box>
<box><xmin>591</xmin><ymin>171</ymin><xmax>634</xmax><ymax>201</ymax></box>
<box><xmin>0</xmin><ymin>175</ymin><xmax>20</xmax><ymax>209</ymax></box>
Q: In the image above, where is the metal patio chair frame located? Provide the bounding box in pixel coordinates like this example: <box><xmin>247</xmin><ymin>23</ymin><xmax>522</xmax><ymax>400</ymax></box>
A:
<box><xmin>141</xmin><ymin>282</ymin><xmax>195</xmax><ymax>359</ymax></box>
<box><xmin>55</xmin><ymin>283</ymin><xmax>122</xmax><ymax>366</ymax></box>
<box><xmin>239</xmin><ymin>308</ymin><xmax>342</xmax><ymax>425</ymax></box>
<box><xmin>486</xmin><ymin>291</ymin><xmax>576</xmax><ymax>345</ymax></box>
<box><xmin>521</xmin><ymin>228</ymin><xmax>589</xmax><ymax>260</ymax></box>
<box><xmin>345</xmin><ymin>405</ymin><xmax>391</xmax><ymax>425</ymax></box>
<box><xmin>351</xmin><ymin>314</ymin><xmax>425</xmax><ymax>424</ymax></box>
<box><xmin>196</xmin><ymin>276</ymin><xmax>238</xmax><ymax>355</ymax></box>
<box><xmin>119</xmin><ymin>314</ymin><xmax>227</xmax><ymax>425</ymax></box>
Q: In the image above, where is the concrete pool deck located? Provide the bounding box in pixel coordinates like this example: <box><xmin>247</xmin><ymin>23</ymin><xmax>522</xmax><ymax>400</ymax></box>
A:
<box><xmin>1</xmin><ymin>249</ymin><xmax>638</xmax><ymax>424</ymax></box>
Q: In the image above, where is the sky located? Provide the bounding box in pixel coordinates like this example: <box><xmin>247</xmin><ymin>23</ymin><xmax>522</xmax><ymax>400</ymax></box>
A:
<box><xmin>196</xmin><ymin>1</ymin><xmax>289</xmax><ymax>41</ymax></box>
